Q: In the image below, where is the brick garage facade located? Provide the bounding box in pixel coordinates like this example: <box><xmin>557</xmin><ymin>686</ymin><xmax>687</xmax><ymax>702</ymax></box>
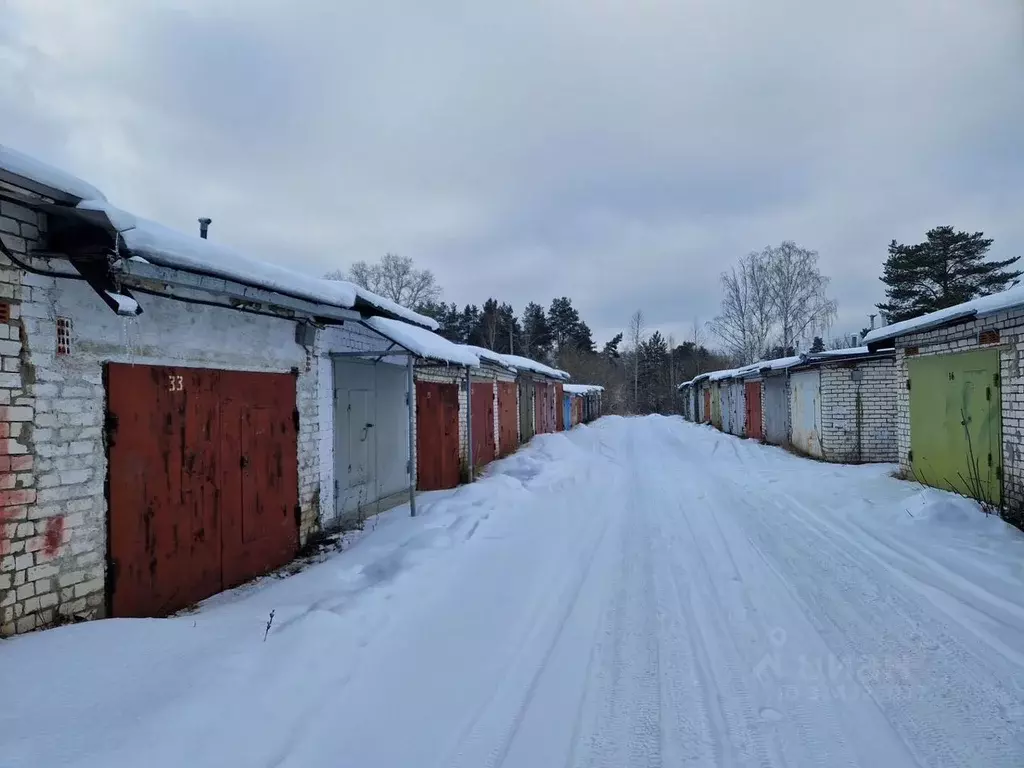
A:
<box><xmin>0</xmin><ymin>187</ymin><xmax>408</xmax><ymax>635</ymax></box>
<box><xmin>891</xmin><ymin>309</ymin><xmax>1024</xmax><ymax>516</ymax></box>
<box><xmin>816</xmin><ymin>356</ymin><xmax>898</xmax><ymax>463</ymax></box>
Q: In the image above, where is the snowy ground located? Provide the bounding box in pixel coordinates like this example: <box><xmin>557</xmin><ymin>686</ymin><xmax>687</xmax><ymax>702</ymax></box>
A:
<box><xmin>3</xmin><ymin>416</ymin><xmax>1024</xmax><ymax>767</ymax></box>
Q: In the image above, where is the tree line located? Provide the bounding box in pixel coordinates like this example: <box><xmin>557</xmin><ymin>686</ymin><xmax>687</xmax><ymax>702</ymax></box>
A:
<box><xmin>326</xmin><ymin>226</ymin><xmax>1019</xmax><ymax>418</ymax></box>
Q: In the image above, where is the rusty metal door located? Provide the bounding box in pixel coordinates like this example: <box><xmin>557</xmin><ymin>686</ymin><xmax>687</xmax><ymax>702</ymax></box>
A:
<box><xmin>416</xmin><ymin>381</ymin><xmax>461</xmax><ymax>490</ymax></box>
<box><xmin>497</xmin><ymin>381</ymin><xmax>519</xmax><ymax>457</ymax></box>
<box><xmin>219</xmin><ymin>369</ymin><xmax>299</xmax><ymax>592</ymax></box>
<box><xmin>745</xmin><ymin>381</ymin><xmax>763</xmax><ymax>440</ymax></box>
<box><xmin>107</xmin><ymin>364</ymin><xmax>298</xmax><ymax>618</ymax></box>
<box><xmin>471</xmin><ymin>381</ymin><xmax>496</xmax><ymax>470</ymax></box>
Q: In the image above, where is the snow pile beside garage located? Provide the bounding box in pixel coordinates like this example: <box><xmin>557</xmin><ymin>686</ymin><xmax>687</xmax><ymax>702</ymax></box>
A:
<box><xmin>0</xmin><ymin>420</ymin><xmax>618</xmax><ymax>768</ymax></box>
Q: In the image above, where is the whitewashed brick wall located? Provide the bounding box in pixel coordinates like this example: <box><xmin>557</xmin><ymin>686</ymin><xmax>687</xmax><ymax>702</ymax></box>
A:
<box><xmin>0</xmin><ymin>198</ymin><xmax>44</xmax><ymax>635</ymax></box>
<box><xmin>892</xmin><ymin>310</ymin><xmax>1024</xmax><ymax>516</ymax></box>
<box><xmin>817</xmin><ymin>356</ymin><xmax>898</xmax><ymax>463</ymax></box>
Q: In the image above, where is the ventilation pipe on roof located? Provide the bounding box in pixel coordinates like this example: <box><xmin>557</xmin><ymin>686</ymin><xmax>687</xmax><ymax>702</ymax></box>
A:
<box><xmin>869</xmin><ymin>313</ymin><xmax>877</xmax><ymax>330</ymax></box>
<box><xmin>198</xmin><ymin>217</ymin><xmax>211</xmax><ymax>239</ymax></box>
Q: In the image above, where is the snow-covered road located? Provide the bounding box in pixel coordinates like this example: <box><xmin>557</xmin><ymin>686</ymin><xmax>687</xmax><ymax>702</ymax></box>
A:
<box><xmin>3</xmin><ymin>416</ymin><xmax>1024</xmax><ymax>767</ymax></box>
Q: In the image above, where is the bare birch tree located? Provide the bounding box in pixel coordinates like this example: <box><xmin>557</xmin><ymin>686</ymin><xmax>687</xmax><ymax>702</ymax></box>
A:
<box><xmin>763</xmin><ymin>241</ymin><xmax>837</xmax><ymax>352</ymax></box>
<box><xmin>710</xmin><ymin>252</ymin><xmax>774</xmax><ymax>364</ymax></box>
<box><xmin>628</xmin><ymin>310</ymin><xmax>645</xmax><ymax>412</ymax></box>
<box><xmin>325</xmin><ymin>253</ymin><xmax>441</xmax><ymax>308</ymax></box>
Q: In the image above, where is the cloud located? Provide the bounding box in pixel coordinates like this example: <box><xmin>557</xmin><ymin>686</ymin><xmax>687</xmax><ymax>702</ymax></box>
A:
<box><xmin>2</xmin><ymin>0</ymin><xmax>1022</xmax><ymax>347</ymax></box>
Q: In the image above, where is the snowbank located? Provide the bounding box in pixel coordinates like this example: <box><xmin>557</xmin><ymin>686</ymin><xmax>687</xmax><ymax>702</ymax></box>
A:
<box><xmin>366</xmin><ymin>317</ymin><xmax>480</xmax><ymax>366</ymax></box>
<box><xmin>0</xmin><ymin>144</ymin><xmax>107</xmax><ymax>201</ymax></box>
<box><xmin>864</xmin><ymin>283</ymin><xmax>1024</xmax><ymax>346</ymax></box>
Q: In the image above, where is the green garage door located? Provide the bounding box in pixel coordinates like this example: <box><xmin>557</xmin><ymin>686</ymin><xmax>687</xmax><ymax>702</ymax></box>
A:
<box><xmin>908</xmin><ymin>349</ymin><xmax>1002</xmax><ymax>505</ymax></box>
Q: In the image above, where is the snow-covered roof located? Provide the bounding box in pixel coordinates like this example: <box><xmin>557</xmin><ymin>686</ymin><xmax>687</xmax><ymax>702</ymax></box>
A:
<box><xmin>807</xmin><ymin>346</ymin><xmax>870</xmax><ymax>359</ymax></box>
<box><xmin>0</xmin><ymin>144</ymin><xmax>107</xmax><ymax>202</ymax></box>
<box><xmin>756</xmin><ymin>355</ymin><xmax>804</xmax><ymax>372</ymax></box>
<box><xmin>365</xmin><ymin>317</ymin><xmax>479</xmax><ymax>366</ymax></box>
<box><xmin>462</xmin><ymin>345</ymin><xmax>516</xmax><ymax>370</ymax></box>
<box><xmin>495</xmin><ymin>354</ymin><xmax>570</xmax><ymax>381</ymax></box>
<box><xmin>564</xmin><ymin>384</ymin><xmax>603</xmax><ymax>395</ymax></box>
<box><xmin>77</xmin><ymin>200</ymin><xmax>439</xmax><ymax>330</ymax></box>
<box><xmin>708</xmin><ymin>366</ymin><xmax>744</xmax><ymax>382</ymax></box>
<box><xmin>863</xmin><ymin>283</ymin><xmax>1024</xmax><ymax>346</ymax></box>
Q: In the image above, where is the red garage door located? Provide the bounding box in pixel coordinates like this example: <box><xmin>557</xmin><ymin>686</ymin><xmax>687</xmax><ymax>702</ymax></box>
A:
<box><xmin>497</xmin><ymin>382</ymin><xmax>518</xmax><ymax>457</ymax></box>
<box><xmin>107</xmin><ymin>364</ymin><xmax>298</xmax><ymax>618</ymax></box>
<box><xmin>416</xmin><ymin>381</ymin><xmax>461</xmax><ymax>491</ymax></box>
<box><xmin>471</xmin><ymin>381</ymin><xmax>496</xmax><ymax>470</ymax></box>
<box><xmin>745</xmin><ymin>381</ymin><xmax>763</xmax><ymax>440</ymax></box>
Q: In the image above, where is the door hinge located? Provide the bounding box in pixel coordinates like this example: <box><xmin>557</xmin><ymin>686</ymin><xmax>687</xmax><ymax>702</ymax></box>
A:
<box><xmin>988</xmin><ymin>452</ymin><xmax>993</xmax><ymax>467</ymax></box>
<box><xmin>948</xmin><ymin>371</ymin><xmax>955</xmax><ymax>381</ymax></box>
<box><xmin>907</xmin><ymin>449</ymin><xmax>913</xmax><ymax>462</ymax></box>
<box><xmin>293</xmin><ymin>408</ymin><xmax>300</xmax><ymax>431</ymax></box>
<box><xmin>996</xmin><ymin>465</ymin><xmax>1003</xmax><ymax>480</ymax></box>
<box><xmin>294</xmin><ymin>503</ymin><xmax>302</xmax><ymax>527</ymax></box>
<box><xmin>334</xmin><ymin>479</ymin><xmax>339</xmax><ymax>499</ymax></box>
<box><xmin>406</xmin><ymin>459</ymin><xmax>411</xmax><ymax>474</ymax></box>
<box><xmin>994</xmin><ymin>372</ymin><xmax>1001</xmax><ymax>387</ymax></box>
<box><xmin>905</xmin><ymin>379</ymin><xmax>911</xmax><ymax>390</ymax></box>
<box><xmin>986</xmin><ymin>386</ymin><xmax>991</xmax><ymax>401</ymax></box>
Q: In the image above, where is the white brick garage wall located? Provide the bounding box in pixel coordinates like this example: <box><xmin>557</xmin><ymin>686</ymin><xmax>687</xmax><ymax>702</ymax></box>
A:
<box><xmin>892</xmin><ymin>309</ymin><xmax>1024</xmax><ymax>520</ymax></box>
<box><xmin>818</xmin><ymin>356</ymin><xmax>898</xmax><ymax>463</ymax></box>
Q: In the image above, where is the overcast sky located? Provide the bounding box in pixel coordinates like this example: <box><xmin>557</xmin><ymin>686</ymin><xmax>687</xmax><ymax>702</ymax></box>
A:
<box><xmin>2</xmin><ymin>0</ymin><xmax>1022</xmax><ymax>347</ymax></box>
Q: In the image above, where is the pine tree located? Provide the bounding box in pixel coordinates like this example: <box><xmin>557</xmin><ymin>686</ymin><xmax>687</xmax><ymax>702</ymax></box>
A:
<box><xmin>878</xmin><ymin>227</ymin><xmax>1021</xmax><ymax>323</ymax></box>
<box><xmin>520</xmin><ymin>302</ymin><xmax>552</xmax><ymax>360</ymax></box>
<box><xmin>547</xmin><ymin>297</ymin><xmax>581</xmax><ymax>350</ymax></box>
<box><xmin>810</xmin><ymin>336</ymin><xmax>825</xmax><ymax>353</ymax></box>
<box><xmin>417</xmin><ymin>301</ymin><xmax>463</xmax><ymax>342</ymax></box>
<box><xmin>602</xmin><ymin>332</ymin><xmax>623</xmax><ymax>359</ymax></box>
<box><xmin>459</xmin><ymin>305</ymin><xmax>483</xmax><ymax>346</ymax></box>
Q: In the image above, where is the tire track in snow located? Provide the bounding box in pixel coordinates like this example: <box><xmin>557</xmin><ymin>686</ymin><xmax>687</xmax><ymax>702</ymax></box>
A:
<box><xmin>569</xmin><ymin>423</ymin><xmax>664</xmax><ymax>768</ymax></box>
<box><xmin>435</xmin><ymin>483</ymin><xmax>617</xmax><ymax>768</ymax></box>
<box><xmin>686</xmin><ymin>425</ymin><xmax>1024</xmax><ymax>767</ymax></box>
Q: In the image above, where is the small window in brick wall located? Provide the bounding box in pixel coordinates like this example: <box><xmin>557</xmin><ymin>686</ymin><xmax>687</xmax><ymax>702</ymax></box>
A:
<box><xmin>979</xmin><ymin>329</ymin><xmax>1000</xmax><ymax>345</ymax></box>
<box><xmin>0</xmin><ymin>303</ymin><xmax>9</xmax><ymax>324</ymax></box>
<box><xmin>56</xmin><ymin>316</ymin><xmax>72</xmax><ymax>355</ymax></box>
